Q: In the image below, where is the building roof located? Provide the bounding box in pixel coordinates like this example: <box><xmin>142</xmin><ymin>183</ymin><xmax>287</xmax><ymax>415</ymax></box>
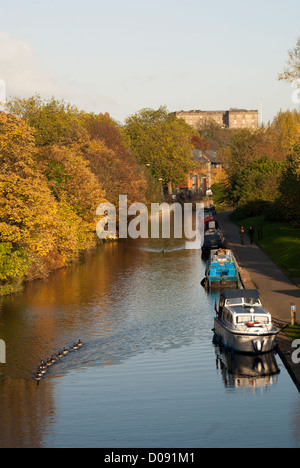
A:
<box><xmin>192</xmin><ymin>149</ymin><xmax>209</xmax><ymax>163</ymax></box>
<box><xmin>204</xmin><ymin>150</ymin><xmax>219</xmax><ymax>163</ymax></box>
<box><xmin>192</xmin><ymin>149</ymin><xmax>222</xmax><ymax>165</ymax></box>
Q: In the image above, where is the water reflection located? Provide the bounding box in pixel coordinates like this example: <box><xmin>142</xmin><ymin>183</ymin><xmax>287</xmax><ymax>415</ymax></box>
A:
<box><xmin>215</xmin><ymin>346</ymin><xmax>280</xmax><ymax>392</ymax></box>
<box><xmin>0</xmin><ymin>213</ymin><xmax>298</xmax><ymax>448</ymax></box>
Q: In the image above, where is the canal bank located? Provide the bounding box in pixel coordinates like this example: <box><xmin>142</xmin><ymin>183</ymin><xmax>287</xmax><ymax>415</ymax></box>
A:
<box><xmin>216</xmin><ymin>211</ymin><xmax>300</xmax><ymax>393</ymax></box>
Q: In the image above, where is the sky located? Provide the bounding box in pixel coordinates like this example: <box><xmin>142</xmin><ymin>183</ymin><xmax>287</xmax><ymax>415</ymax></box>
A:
<box><xmin>0</xmin><ymin>0</ymin><xmax>299</xmax><ymax>124</ymax></box>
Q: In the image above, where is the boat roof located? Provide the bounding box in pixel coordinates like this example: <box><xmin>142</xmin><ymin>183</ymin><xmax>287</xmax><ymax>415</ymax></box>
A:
<box><xmin>221</xmin><ymin>289</ymin><xmax>260</xmax><ymax>299</ymax></box>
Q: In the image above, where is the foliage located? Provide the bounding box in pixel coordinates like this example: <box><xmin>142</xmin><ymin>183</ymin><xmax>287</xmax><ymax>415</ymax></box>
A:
<box><xmin>0</xmin><ymin>242</ymin><xmax>30</xmax><ymax>295</ymax></box>
<box><xmin>210</xmin><ymin>110</ymin><xmax>300</xmax><ymax>223</ymax></box>
<box><xmin>6</xmin><ymin>95</ymin><xmax>87</xmax><ymax>147</ymax></box>
<box><xmin>0</xmin><ymin>111</ymin><xmax>37</xmax><ymax>176</ymax></box>
<box><xmin>0</xmin><ymin>98</ymin><xmax>168</xmax><ymax>295</ymax></box>
<box><xmin>278</xmin><ymin>145</ymin><xmax>300</xmax><ymax>226</ymax></box>
<box><xmin>269</xmin><ymin>110</ymin><xmax>300</xmax><ymax>155</ymax></box>
<box><xmin>124</xmin><ymin>106</ymin><xmax>197</xmax><ymax>193</ymax></box>
<box><xmin>232</xmin><ymin>157</ymin><xmax>282</xmax><ymax>206</ymax></box>
<box><xmin>278</xmin><ymin>38</ymin><xmax>300</xmax><ymax>85</ymax></box>
<box><xmin>197</xmin><ymin>120</ymin><xmax>234</xmax><ymax>150</ymax></box>
<box><xmin>283</xmin><ymin>323</ymin><xmax>300</xmax><ymax>341</ymax></box>
<box><xmin>81</xmin><ymin>113</ymin><xmax>160</xmax><ymax>205</ymax></box>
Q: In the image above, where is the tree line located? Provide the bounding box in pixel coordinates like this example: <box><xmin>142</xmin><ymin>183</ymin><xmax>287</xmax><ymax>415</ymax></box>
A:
<box><xmin>207</xmin><ymin>110</ymin><xmax>300</xmax><ymax>226</ymax></box>
<box><xmin>1</xmin><ymin>38</ymin><xmax>299</xmax><ymax>295</ymax></box>
<box><xmin>0</xmin><ymin>98</ymin><xmax>198</xmax><ymax>295</ymax></box>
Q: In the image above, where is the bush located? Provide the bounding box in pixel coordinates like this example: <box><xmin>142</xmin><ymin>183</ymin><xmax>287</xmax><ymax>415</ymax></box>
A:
<box><xmin>232</xmin><ymin>200</ymin><xmax>272</xmax><ymax>220</ymax></box>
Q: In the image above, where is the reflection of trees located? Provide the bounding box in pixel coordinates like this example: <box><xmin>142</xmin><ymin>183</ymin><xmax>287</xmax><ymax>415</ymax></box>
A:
<box><xmin>0</xmin><ymin>378</ymin><xmax>55</xmax><ymax>448</ymax></box>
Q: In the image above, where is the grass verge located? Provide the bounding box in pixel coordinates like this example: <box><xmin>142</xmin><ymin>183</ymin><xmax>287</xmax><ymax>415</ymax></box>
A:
<box><xmin>283</xmin><ymin>323</ymin><xmax>300</xmax><ymax>341</ymax></box>
<box><xmin>229</xmin><ymin>214</ymin><xmax>300</xmax><ymax>278</ymax></box>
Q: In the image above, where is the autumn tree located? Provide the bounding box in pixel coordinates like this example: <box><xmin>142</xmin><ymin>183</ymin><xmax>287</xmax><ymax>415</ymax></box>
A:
<box><xmin>269</xmin><ymin>110</ymin><xmax>300</xmax><ymax>156</ymax></box>
<box><xmin>6</xmin><ymin>95</ymin><xmax>87</xmax><ymax>147</ymax></box>
<box><xmin>124</xmin><ymin>106</ymin><xmax>197</xmax><ymax>195</ymax></box>
<box><xmin>81</xmin><ymin>113</ymin><xmax>159</xmax><ymax>205</ymax></box>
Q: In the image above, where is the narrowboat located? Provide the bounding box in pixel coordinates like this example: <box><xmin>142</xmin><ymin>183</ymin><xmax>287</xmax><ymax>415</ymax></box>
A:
<box><xmin>213</xmin><ymin>289</ymin><xmax>279</xmax><ymax>354</ymax></box>
<box><xmin>202</xmin><ymin>228</ymin><xmax>226</xmax><ymax>257</ymax></box>
<box><xmin>202</xmin><ymin>248</ymin><xmax>239</xmax><ymax>289</ymax></box>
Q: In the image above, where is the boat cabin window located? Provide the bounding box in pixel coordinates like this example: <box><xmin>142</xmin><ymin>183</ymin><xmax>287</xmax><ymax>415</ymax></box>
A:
<box><xmin>225</xmin><ymin>298</ymin><xmax>243</xmax><ymax>306</ymax></box>
<box><xmin>224</xmin><ymin>297</ymin><xmax>261</xmax><ymax>307</ymax></box>
<box><xmin>236</xmin><ymin>315</ymin><xmax>252</xmax><ymax>324</ymax></box>
<box><xmin>254</xmin><ymin>316</ymin><xmax>269</xmax><ymax>324</ymax></box>
<box><xmin>244</xmin><ymin>297</ymin><xmax>261</xmax><ymax>306</ymax></box>
<box><xmin>222</xmin><ymin>311</ymin><xmax>233</xmax><ymax>323</ymax></box>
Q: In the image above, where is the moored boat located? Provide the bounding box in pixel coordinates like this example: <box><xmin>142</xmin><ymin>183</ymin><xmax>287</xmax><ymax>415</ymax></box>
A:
<box><xmin>213</xmin><ymin>289</ymin><xmax>279</xmax><ymax>354</ymax></box>
<box><xmin>202</xmin><ymin>248</ymin><xmax>239</xmax><ymax>289</ymax></box>
<box><xmin>202</xmin><ymin>228</ymin><xmax>226</xmax><ymax>257</ymax></box>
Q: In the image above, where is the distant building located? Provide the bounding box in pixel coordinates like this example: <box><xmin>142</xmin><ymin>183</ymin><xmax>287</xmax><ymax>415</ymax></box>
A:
<box><xmin>175</xmin><ymin>108</ymin><xmax>259</xmax><ymax>130</ymax></box>
<box><xmin>178</xmin><ymin>149</ymin><xmax>223</xmax><ymax>197</ymax></box>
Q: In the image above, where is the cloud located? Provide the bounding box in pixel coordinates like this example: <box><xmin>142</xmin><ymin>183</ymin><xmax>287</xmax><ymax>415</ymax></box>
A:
<box><xmin>0</xmin><ymin>33</ymin><xmax>125</xmax><ymax>119</ymax></box>
<box><xmin>0</xmin><ymin>32</ymin><xmax>62</xmax><ymax>100</ymax></box>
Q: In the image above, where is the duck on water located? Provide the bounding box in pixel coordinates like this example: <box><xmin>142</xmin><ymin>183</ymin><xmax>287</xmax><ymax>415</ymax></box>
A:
<box><xmin>33</xmin><ymin>340</ymin><xmax>84</xmax><ymax>382</ymax></box>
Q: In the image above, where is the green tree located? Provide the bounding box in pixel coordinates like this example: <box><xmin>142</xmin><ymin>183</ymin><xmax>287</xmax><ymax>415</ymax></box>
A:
<box><xmin>124</xmin><ymin>106</ymin><xmax>197</xmax><ymax>195</ymax></box>
<box><xmin>279</xmin><ymin>145</ymin><xmax>300</xmax><ymax>226</ymax></box>
<box><xmin>232</xmin><ymin>157</ymin><xmax>282</xmax><ymax>206</ymax></box>
<box><xmin>6</xmin><ymin>95</ymin><xmax>87</xmax><ymax>147</ymax></box>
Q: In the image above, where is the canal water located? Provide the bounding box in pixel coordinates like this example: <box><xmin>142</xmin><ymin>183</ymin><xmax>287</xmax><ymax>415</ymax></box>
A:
<box><xmin>0</xmin><ymin>228</ymin><xmax>299</xmax><ymax>448</ymax></box>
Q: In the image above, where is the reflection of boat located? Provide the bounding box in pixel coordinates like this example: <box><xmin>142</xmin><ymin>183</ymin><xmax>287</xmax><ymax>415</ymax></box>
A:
<box><xmin>214</xmin><ymin>346</ymin><xmax>280</xmax><ymax>391</ymax></box>
<box><xmin>213</xmin><ymin>289</ymin><xmax>279</xmax><ymax>354</ymax></box>
<box><xmin>202</xmin><ymin>249</ymin><xmax>239</xmax><ymax>289</ymax></box>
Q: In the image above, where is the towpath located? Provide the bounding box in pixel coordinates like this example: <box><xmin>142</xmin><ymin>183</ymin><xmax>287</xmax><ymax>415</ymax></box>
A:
<box><xmin>216</xmin><ymin>211</ymin><xmax>300</xmax><ymax>392</ymax></box>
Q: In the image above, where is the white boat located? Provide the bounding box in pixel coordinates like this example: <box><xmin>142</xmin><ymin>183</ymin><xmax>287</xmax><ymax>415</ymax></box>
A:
<box><xmin>213</xmin><ymin>289</ymin><xmax>279</xmax><ymax>354</ymax></box>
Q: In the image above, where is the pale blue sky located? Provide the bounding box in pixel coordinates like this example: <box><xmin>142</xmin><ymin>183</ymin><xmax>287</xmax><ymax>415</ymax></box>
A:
<box><xmin>0</xmin><ymin>0</ymin><xmax>299</xmax><ymax>123</ymax></box>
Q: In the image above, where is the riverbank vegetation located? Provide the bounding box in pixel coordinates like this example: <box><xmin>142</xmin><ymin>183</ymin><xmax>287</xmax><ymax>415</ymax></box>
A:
<box><xmin>283</xmin><ymin>323</ymin><xmax>300</xmax><ymax>341</ymax></box>
<box><xmin>209</xmin><ymin>111</ymin><xmax>300</xmax><ymax>226</ymax></box>
<box><xmin>205</xmin><ymin>110</ymin><xmax>300</xmax><ymax>279</ymax></box>
<box><xmin>210</xmin><ymin>37</ymin><xmax>300</xmax><ymax>227</ymax></box>
<box><xmin>0</xmin><ymin>98</ymin><xmax>199</xmax><ymax>295</ymax></box>
<box><xmin>0</xmin><ymin>97</ymin><xmax>164</xmax><ymax>295</ymax></box>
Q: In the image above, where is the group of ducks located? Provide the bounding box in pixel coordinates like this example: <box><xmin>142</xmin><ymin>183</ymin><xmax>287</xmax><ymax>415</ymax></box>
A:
<box><xmin>34</xmin><ymin>340</ymin><xmax>83</xmax><ymax>383</ymax></box>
